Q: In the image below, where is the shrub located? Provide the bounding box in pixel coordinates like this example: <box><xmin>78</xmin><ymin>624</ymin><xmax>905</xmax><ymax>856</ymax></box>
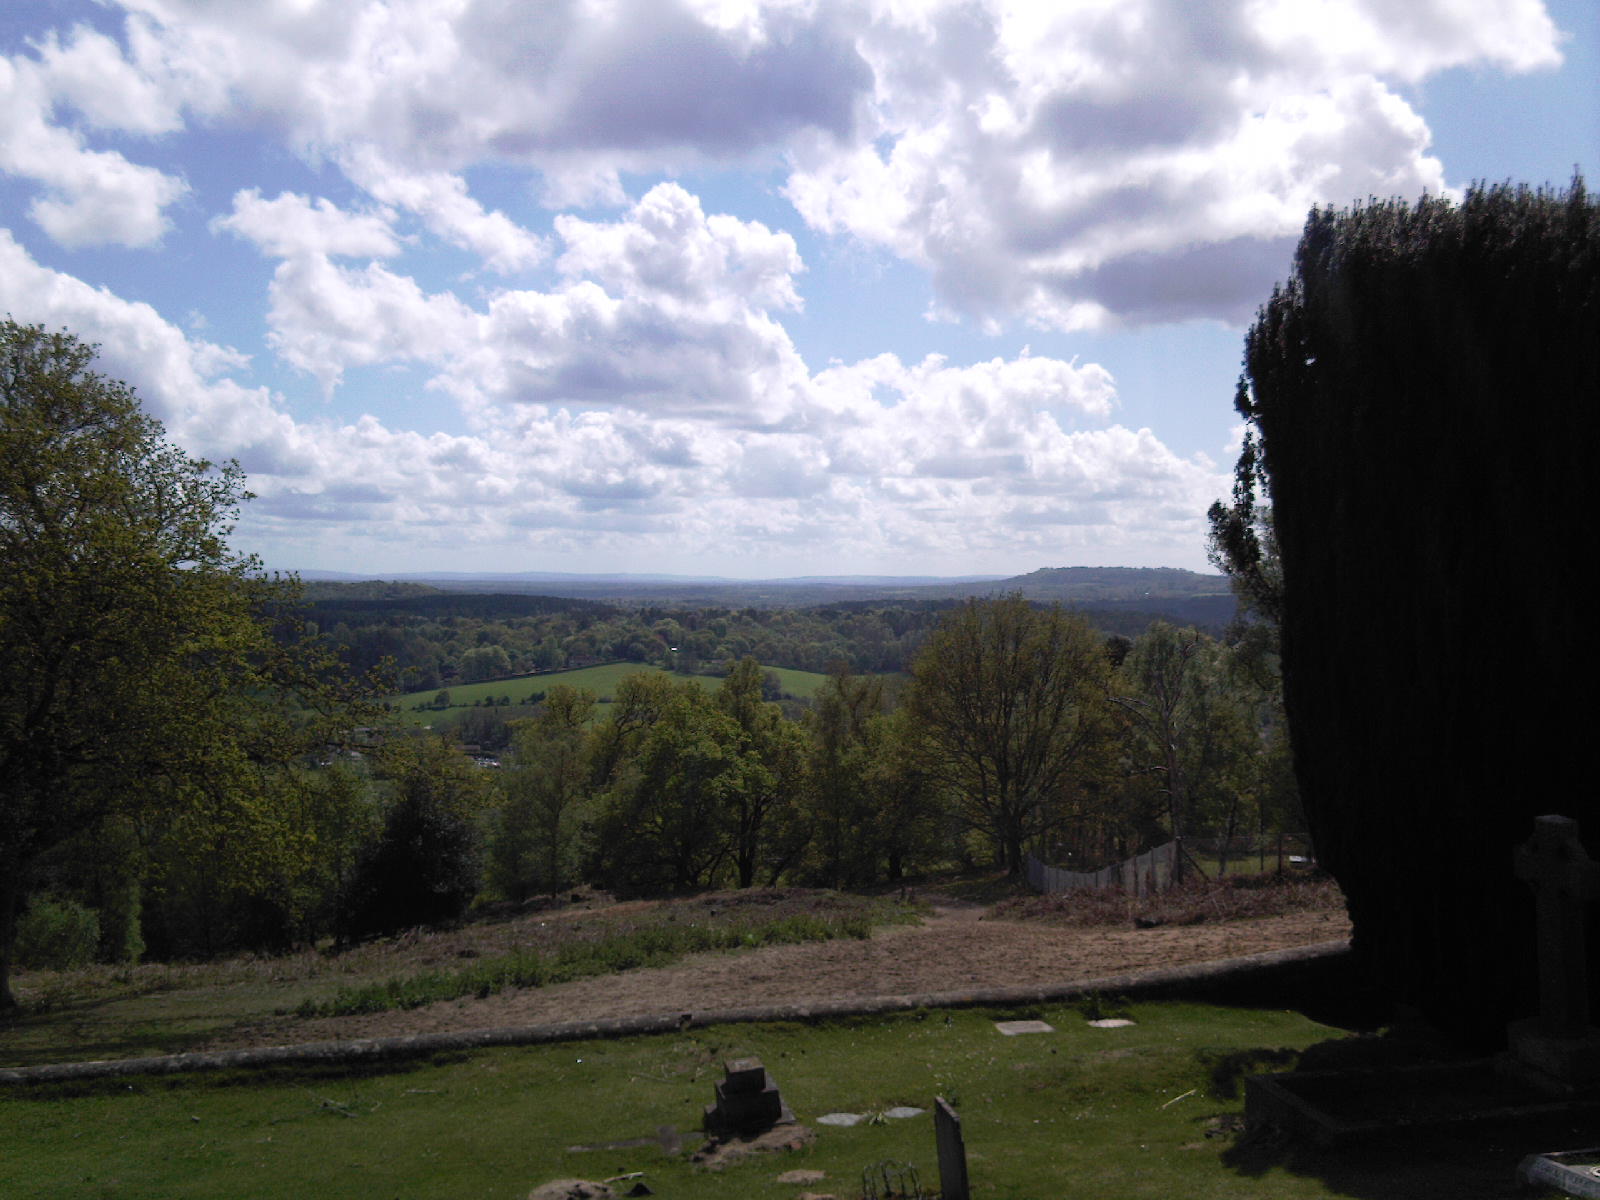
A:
<box><xmin>15</xmin><ymin>896</ymin><xmax>101</xmax><ymax>970</ymax></box>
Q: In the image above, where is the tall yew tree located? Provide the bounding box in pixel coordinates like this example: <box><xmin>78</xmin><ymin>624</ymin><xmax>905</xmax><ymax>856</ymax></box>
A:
<box><xmin>1229</xmin><ymin>180</ymin><xmax>1598</xmax><ymax>1044</ymax></box>
<box><xmin>0</xmin><ymin>322</ymin><xmax>361</xmax><ymax>1008</ymax></box>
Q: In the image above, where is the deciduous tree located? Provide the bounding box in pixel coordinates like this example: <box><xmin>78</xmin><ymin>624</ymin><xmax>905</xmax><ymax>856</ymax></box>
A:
<box><xmin>0</xmin><ymin>321</ymin><xmax>367</xmax><ymax>1006</ymax></box>
<box><xmin>906</xmin><ymin>596</ymin><xmax>1113</xmax><ymax>875</ymax></box>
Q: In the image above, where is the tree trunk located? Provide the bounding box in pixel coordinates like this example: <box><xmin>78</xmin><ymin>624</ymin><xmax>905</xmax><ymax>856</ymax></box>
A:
<box><xmin>0</xmin><ymin>865</ymin><xmax>21</xmax><ymax>1012</ymax></box>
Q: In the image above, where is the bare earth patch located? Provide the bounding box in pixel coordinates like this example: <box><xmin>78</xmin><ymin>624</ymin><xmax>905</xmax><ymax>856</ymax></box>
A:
<box><xmin>217</xmin><ymin>899</ymin><xmax>1349</xmax><ymax>1050</ymax></box>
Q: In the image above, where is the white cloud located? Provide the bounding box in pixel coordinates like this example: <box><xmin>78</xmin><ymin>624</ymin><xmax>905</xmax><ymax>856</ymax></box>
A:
<box><xmin>36</xmin><ymin>0</ymin><xmax>1562</xmax><ymax>322</ymax></box>
<box><xmin>213</xmin><ymin>190</ymin><xmax>402</xmax><ymax>259</ymax></box>
<box><xmin>784</xmin><ymin>0</ymin><xmax>1562</xmax><ymax>328</ymax></box>
<box><xmin>262</xmin><ymin>255</ymin><xmax>478</xmax><ymax>393</ymax></box>
<box><xmin>2</xmin><ymin>0</ymin><xmax>1565</xmax><ymax>572</ymax></box>
<box><xmin>0</xmin><ymin>212</ymin><xmax>1229</xmax><ymax>571</ymax></box>
<box><xmin>30</xmin><ymin>24</ymin><xmax>184</xmax><ymax>135</ymax></box>
<box><xmin>0</xmin><ymin>50</ymin><xmax>186</xmax><ymax>248</ymax></box>
<box><xmin>339</xmin><ymin>148</ymin><xmax>546</xmax><ymax>272</ymax></box>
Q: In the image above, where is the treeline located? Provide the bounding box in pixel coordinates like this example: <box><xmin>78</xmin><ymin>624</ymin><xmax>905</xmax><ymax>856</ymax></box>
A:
<box><xmin>312</xmin><ymin>588</ymin><xmax>1239</xmax><ymax>695</ymax></box>
<box><xmin>311</xmin><ymin>595</ymin><xmax>965</xmax><ymax>690</ymax></box>
<box><xmin>16</xmin><ymin>597</ymin><xmax>1297</xmax><ymax>970</ymax></box>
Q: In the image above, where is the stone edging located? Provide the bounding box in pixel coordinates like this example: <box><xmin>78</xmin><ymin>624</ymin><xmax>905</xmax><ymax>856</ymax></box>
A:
<box><xmin>0</xmin><ymin>939</ymin><xmax>1349</xmax><ymax>1086</ymax></box>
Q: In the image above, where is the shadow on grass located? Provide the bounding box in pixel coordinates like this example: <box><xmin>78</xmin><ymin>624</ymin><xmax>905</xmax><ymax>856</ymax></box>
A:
<box><xmin>1223</xmin><ymin>1109</ymin><xmax>1593</xmax><ymax>1200</ymax></box>
<box><xmin>0</xmin><ymin>998</ymin><xmax>231</xmax><ymax>1070</ymax></box>
<box><xmin>2</xmin><ymin>1052</ymin><xmax>468</xmax><ymax>1101</ymax></box>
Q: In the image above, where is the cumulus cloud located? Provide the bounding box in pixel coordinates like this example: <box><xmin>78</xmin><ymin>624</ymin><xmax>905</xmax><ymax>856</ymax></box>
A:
<box><xmin>0</xmin><ymin>0</ymin><xmax>1565</xmax><ymax>571</ymax></box>
<box><xmin>784</xmin><ymin>0</ymin><xmax>1561</xmax><ymax>328</ymax></box>
<box><xmin>339</xmin><ymin>149</ymin><xmax>546</xmax><ymax>272</ymax></box>
<box><xmin>213</xmin><ymin>190</ymin><xmax>402</xmax><ymax>260</ymax></box>
<box><xmin>0</xmin><ymin>45</ymin><xmax>186</xmax><ymax>248</ymax></box>
<box><xmin>0</xmin><ymin>212</ymin><xmax>1227</xmax><ymax>570</ymax></box>
<box><xmin>23</xmin><ymin>0</ymin><xmax>1563</xmax><ymax>321</ymax></box>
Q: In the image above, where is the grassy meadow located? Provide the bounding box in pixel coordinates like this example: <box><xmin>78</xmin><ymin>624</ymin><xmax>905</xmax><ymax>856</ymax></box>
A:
<box><xmin>387</xmin><ymin>662</ymin><xmax>832</xmax><ymax>726</ymax></box>
<box><xmin>1</xmin><ymin>1000</ymin><xmax>1353</xmax><ymax>1200</ymax></box>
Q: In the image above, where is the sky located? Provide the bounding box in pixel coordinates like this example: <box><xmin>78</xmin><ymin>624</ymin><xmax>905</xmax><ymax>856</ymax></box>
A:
<box><xmin>1</xmin><ymin>1</ymin><xmax>1594</xmax><ymax>580</ymax></box>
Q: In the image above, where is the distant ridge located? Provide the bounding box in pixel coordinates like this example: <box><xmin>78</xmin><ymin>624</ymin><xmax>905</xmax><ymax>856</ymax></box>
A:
<box><xmin>290</xmin><ymin>565</ymin><xmax>1234</xmax><ymax>628</ymax></box>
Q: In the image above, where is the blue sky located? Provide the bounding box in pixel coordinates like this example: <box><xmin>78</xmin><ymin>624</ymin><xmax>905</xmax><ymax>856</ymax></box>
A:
<box><xmin>1</xmin><ymin>0</ymin><xmax>1593</xmax><ymax>579</ymax></box>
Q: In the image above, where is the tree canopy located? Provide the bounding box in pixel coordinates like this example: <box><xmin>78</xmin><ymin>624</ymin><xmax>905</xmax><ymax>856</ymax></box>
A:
<box><xmin>1226</xmin><ymin>179</ymin><xmax>1599</xmax><ymax>1044</ymax></box>
<box><xmin>907</xmin><ymin>595</ymin><xmax>1114</xmax><ymax>875</ymax></box>
<box><xmin>0</xmin><ymin>321</ymin><xmax>365</xmax><ymax>1007</ymax></box>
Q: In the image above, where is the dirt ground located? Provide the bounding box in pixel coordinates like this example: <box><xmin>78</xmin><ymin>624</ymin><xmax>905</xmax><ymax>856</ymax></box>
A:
<box><xmin>222</xmin><ymin>899</ymin><xmax>1350</xmax><ymax>1050</ymax></box>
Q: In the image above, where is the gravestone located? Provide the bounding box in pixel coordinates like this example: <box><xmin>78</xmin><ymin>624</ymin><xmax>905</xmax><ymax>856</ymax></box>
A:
<box><xmin>702</xmin><ymin>1057</ymin><xmax>793</xmax><ymax>1136</ymax></box>
<box><xmin>934</xmin><ymin>1096</ymin><xmax>969</xmax><ymax>1200</ymax></box>
<box><xmin>1507</xmin><ymin>815</ymin><xmax>1600</xmax><ymax>1086</ymax></box>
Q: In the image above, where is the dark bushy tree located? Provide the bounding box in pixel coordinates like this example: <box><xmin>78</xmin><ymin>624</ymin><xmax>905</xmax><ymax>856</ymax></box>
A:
<box><xmin>342</xmin><ymin>738</ymin><xmax>487</xmax><ymax>939</ymax></box>
<box><xmin>1231</xmin><ymin>178</ymin><xmax>1598</xmax><ymax>1044</ymax></box>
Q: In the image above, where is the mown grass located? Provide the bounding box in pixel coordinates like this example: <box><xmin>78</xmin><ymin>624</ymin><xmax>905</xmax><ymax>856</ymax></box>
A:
<box><xmin>386</xmin><ymin>662</ymin><xmax>833</xmax><ymax>725</ymax></box>
<box><xmin>298</xmin><ymin>910</ymin><xmax>884</xmax><ymax>1018</ymax></box>
<box><xmin>0</xmin><ymin>1000</ymin><xmax>1365</xmax><ymax>1200</ymax></box>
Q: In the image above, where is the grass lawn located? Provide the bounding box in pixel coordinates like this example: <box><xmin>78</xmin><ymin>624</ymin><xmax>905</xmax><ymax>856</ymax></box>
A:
<box><xmin>387</xmin><ymin>663</ymin><xmax>831</xmax><ymax>726</ymax></box>
<box><xmin>0</xmin><ymin>1000</ymin><xmax>1351</xmax><ymax>1200</ymax></box>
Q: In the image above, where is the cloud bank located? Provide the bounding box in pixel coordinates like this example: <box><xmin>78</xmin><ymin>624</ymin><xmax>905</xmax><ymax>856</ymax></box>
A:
<box><xmin>0</xmin><ymin>0</ymin><xmax>1565</xmax><ymax>572</ymax></box>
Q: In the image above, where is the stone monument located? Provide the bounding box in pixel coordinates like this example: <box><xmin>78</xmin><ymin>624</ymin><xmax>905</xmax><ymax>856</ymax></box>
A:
<box><xmin>702</xmin><ymin>1057</ymin><xmax>794</xmax><ymax>1136</ymax></box>
<box><xmin>1507</xmin><ymin>814</ymin><xmax>1600</xmax><ymax>1087</ymax></box>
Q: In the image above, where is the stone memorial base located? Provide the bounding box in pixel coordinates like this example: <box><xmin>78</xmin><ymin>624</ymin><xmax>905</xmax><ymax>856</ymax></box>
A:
<box><xmin>1245</xmin><ymin>1059</ymin><xmax>1599</xmax><ymax>1147</ymax></box>
<box><xmin>702</xmin><ymin>1057</ymin><xmax>795</xmax><ymax>1137</ymax></box>
<box><xmin>1505</xmin><ymin>1020</ymin><xmax>1600</xmax><ymax>1089</ymax></box>
<box><xmin>1519</xmin><ymin>1148</ymin><xmax>1600</xmax><ymax>1198</ymax></box>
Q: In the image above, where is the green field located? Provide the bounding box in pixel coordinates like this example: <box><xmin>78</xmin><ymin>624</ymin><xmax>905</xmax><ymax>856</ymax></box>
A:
<box><xmin>0</xmin><ymin>1001</ymin><xmax>1356</xmax><ymax>1200</ymax></box>
<box><xmin>388</xmin><ymin>663</ymin><xmax>831</xmax><ymax>725</ymax></box>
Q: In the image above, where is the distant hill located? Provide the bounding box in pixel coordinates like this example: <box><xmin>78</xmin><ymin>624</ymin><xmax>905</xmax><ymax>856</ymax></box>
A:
<box><xmin>290</xmin><ymin>565</ymin><xmax>1237</xmax><ymax>632</ymax></box>
<box><xmin>989</xmin><ymin>565</ymin><xmax>1229</xmax><ymax>602</ymax></box>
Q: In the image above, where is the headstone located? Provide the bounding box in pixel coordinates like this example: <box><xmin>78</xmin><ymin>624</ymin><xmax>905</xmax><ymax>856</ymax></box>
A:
<box><xmin>1508</xmin><ymin>815</ymin><xmax>1600</xmax><ymax>1085</ymax></box>
<box><xmin>934</xmin><ymin>1096</ymin><xmax>969</xmax><ymax>1200</ymax></box>
<box><xmin>703</xmin><ymin>1057</ymin><xmax>794</xmax><ymax>1136</ymax></box>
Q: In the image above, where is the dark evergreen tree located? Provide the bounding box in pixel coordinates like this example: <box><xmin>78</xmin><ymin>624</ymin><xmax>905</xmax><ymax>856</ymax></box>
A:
<box><xmin>1232</xmin><ymin>178</ymin><xmax>1598</xmax><ymax>1045</ymax></box>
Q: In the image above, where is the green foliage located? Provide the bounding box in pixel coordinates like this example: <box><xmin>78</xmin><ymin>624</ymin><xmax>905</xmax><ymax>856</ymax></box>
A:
<box><xmin>907</xmin><ymin>596</ymin><xmax>1115</xmax><ymax>875</ymax></box>
<box><xmin>1228</xmin><ymin>178</ymin><xmax>1599</xmax><ymax>1044</ymax></box>
<box><xmin>13</xmin><ymin>897</ymin><xmax>100</xmax><ymax>971</ymax></box>
<box><xmin>593</xmin><ymin>680</ymin><xmax>754</xmax><ymax>893</ymax></box>
<box><xmin>715</xmin><ymin>658</ymin><xmax>809</xmax><ymax>888</ymax></box>
<box><xmin>1114</xmin><ymin>622</ymin><xmax>1261</xmax><ymax>864</ymax></box>
<box><xmin>488</xmin><ymin>686</ymin><xmax>596</xmax><ymax>900</ymax></box>
<box><xmin>0</xmin><ymin>321</ymin><xmax>375</xmax><ymax>1005</ymax></box>
<box><xmin>341</xmin><ymin>738</ymin><xmax>489</xmax><ymax>939</ymax></box>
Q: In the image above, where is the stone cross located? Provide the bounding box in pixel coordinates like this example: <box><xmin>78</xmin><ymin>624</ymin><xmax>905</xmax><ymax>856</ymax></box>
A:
<box><xmin>1514</xmin><ymin>815</ymin><xmax>1600</xmax><ymax>1038</ymax></box>
<box><xmin>934</xmin><ymin>1096</ymin><xmax>969</xmax><ymax>1200</ymax></box>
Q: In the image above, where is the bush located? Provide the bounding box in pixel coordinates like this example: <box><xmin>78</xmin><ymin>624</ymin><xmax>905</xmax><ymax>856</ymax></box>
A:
<box><xmin>15</xmin><ymin>896</ymin><xmax>101</xmax><ymax>970</ymax></box>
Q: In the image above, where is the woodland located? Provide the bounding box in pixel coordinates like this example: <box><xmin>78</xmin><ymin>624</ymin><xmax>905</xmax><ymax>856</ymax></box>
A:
<box><xmin>0</xmin><ymin>315</ymin><xmax>1296</xmax><ymax>1008</ymax></box>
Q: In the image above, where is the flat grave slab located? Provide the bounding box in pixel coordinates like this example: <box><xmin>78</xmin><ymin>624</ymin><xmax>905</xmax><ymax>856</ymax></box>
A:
<box><xmin>994</xmin><ymin>1020</ymin><xmax>1055</xmax><ymax>1036</ymax></box>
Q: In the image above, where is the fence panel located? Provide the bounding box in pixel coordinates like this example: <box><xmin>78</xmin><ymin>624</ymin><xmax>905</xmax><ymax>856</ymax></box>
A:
<box><xmin>1027</xmin><ymin>841</ymin><xmax>1177</xmax><ymax>897</ymax></box>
